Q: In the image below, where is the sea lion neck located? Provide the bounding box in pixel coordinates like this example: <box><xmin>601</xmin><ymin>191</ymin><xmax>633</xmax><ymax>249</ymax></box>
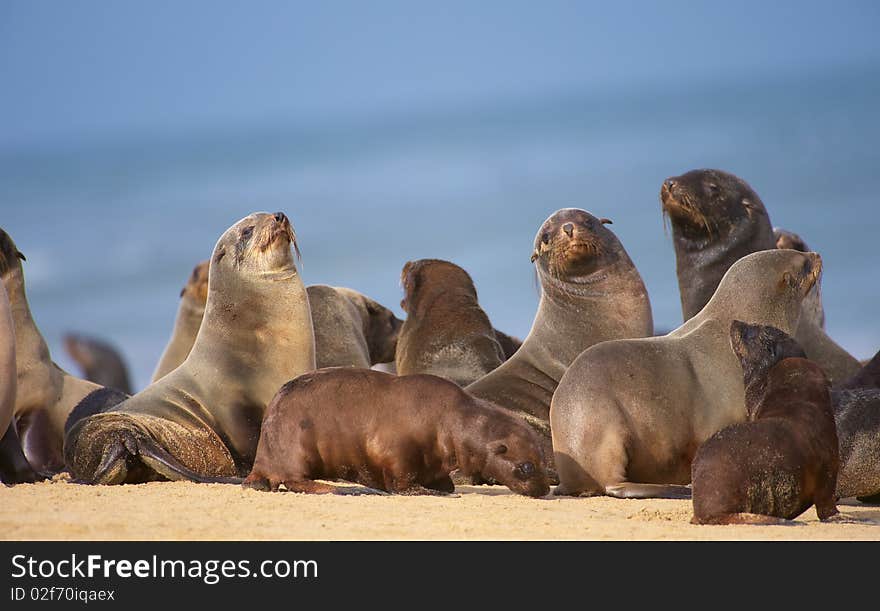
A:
<box><xmin>752</xmin><ymin>358</ymin><xmax>833</xmax><ymax>422</ymax></box>
<box><xmin>2</xmin><ymin>268</ymin><xmax>52</xmax><ymax>365</ymax></box>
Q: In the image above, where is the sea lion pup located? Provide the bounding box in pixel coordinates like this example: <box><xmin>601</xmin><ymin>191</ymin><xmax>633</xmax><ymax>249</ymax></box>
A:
<box><xmin>307</xmin><ymin>285</ymin><xmax>402</xmax><ymax>369</ymax></box>
<box><xmin>395</xmin><ymin>259</ymin><xmax>505</xmax><ymax>386</ymax></box>
<box><xmin>773</xmin><ymin>227</ymin><xmax>825</xmax><ymax>329</ymax></box>
<box><xmin>151</xmin><ymin>260</ymin><xmax>209</xmax><ymax>382</ymax></box>
<box><xmin>691</xmin><ymin>321</ymin><xmax>839</xmax><ymax>525</ymax></box>
<box><xmin>661</xmin><ymin>168</ymin><xmax>859</xmax><ymax>384</ymax></box>
<box><xmin>243</xmin><ymin>368</ymin><xmax>550</xmax><ymax>497</ymax></box>
<box><xmin>0</xmin><ymin>228</ymin><xmax>102</xmax><ymax>474</ymax></box>
<box><xmin>466</xmin><ymin>209</ymin><xmax>652</xmax><ymax>452</ymax></box>
<box><xmin>551</xmin><ymin>249</ymin><xmax>820</xmax><ymax>499</ymax></box>
<box><xmin>65</xmin><ymin>212</ymin><xmax>316</xmax><ymax>484</ymax></box>
<box><xmin>63</xmin><ymin>333</ymin><xmax>133</xmax><ymax>395</ymax></box>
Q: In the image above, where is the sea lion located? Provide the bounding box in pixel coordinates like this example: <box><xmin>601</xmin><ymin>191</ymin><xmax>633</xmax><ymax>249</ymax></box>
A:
<box><xmin>308</xmin><ymin>285</ymin><xmax>402</xmax><ymax>369</ymax></box>
<box><xmin>550</xmin><ymin>249</ymin><xmax>820</xmax><ymax>498</ymax></box>
<box><xmin>151</xmin><ymin>260</ymin><xmax>209</xmax><ymax>382</ymax></box>
<box><xmin>661</xmin><ymin>168</ymin><xmax>859</xmax><ymax>384</ymax></box>
<box><xmin>64</xmin><ymin>212</ymin><xmax>316</xmax><ymax>484</ymax></box>
<box><xmin>839</xmin><ymin>348</ymin><xmax>880</xmax><ymax>391</ymax></box>
<box><xmin>396</xmin><ymin>259</ymin><xmax>505</xmax><ymax>386</ymax></box>
<box><xmin>773</xmin><ymin>227</ymin><xmax>825</xmax><ymax>329</ymax></box>
<box><xmin>243</xmin><ymin>368</ymin><xmax>550</xmax><ymax>497</ymax></box>
<box><xmin>0</xmin><ymin>228</ymin><xmax>102</xmax><ymax>473</ymax></box>
<box><xmin>63</xmin><ymin>333</ymin><xmax>133</xmax><ymax>394</ymax></box>
<box><xmin>691</xmin><ymin>321</ymin><xmax>839</xmax><ymax>524</ymax></box>
<box><xmin>466</xmin><ymin>209</ymin><xmax>652</xmax><ymax>466</ymax></box>
<box><xmin>492</xmin><ymin>329</ymin><xmax>522</xmax><ymax>360</ymax></box>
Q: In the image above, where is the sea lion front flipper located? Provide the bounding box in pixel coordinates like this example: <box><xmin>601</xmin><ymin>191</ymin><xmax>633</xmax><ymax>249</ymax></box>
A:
<box><xmin>604</xmin><ymin>483</ymin><xmax>692</xmax><ymax>499</ymax></box>
<box><xmin>0</xmin><ymin>425</ymin><xmax>42</xmax><ymax>485</ymax></box>
<box><xmin>136</xmin><ymin>439</ymin><xmax>242</xmax><ymax>485</ymax></box>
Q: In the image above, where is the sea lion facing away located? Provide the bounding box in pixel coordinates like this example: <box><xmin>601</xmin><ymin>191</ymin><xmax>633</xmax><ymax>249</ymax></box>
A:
<box><xmin>691</xmin><ymin>321</ymin><xmax>839</xmax><ymax>524</ymax></box>
<box><xmin>661</xmin><ymin>169</ymin><xmax>858</xmax><ymax>384</ymax></box>
<box><xmin>0</xmin><ymin>228</ymin><xmax>101</xmax><ymax>474</ymax></box>
<box><xmin>243</xmin><ymin>368</ymin><xmax>550</xmax><ymax>497</ymax></box>
<box><xmin>65</xmin><ymin>212</ymin><xmax>316</xmax><ymax>484</ymax></box>
<box><xmin>396</xmin><ymin>259</ymin><xmax>506</xmax><ymax>386</ymax></box>
<box><xmin>151</xmin><ymin>260</ymin><xmax>209</xmax><ymax>382</ymax></box>
<box><xmin>551</xmin><ymin>249</ymin><xmax>820</xmax><ymax>499</ymax></box>
<box><xmin>63</xmin><ymin>334</ymin><xmax>133</xmax><ymax>395</ymax></box>
<box><xmin>466</xmin><ymin>209</ymin><xmax>653</xmax><ymax>471</ymax></box>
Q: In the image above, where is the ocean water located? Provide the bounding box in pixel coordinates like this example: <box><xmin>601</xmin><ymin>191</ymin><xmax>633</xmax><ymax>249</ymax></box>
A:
<box><xmin>1</xmin><ymin>66</ymin><xmax>878</xmax><ymax>391</ymax></box>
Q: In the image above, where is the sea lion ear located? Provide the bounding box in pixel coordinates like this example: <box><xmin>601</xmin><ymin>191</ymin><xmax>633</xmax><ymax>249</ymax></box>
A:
<box><xmin>213</xmin><ymin>247</ymin><xmax>226</xmax><ymax>265</ymax></box>
<box><xmin>16</xmin><ymin>251</ymin><xmax>25</xmax><ymax>261</ymax></box>
<box><xmin>598</xmin><ymin>218</ymin><xmax>613</xmax><ymax>225</ymax></box>
<box><xmin>180</xmin><ymin>287</ymin><xmax>186</xmax><ymax>298</ymax></box>
<box><xmin>741</xmin><ymin>198</ymin><xmax>758</xmax><ymax>218</ymax></box>
<box><xmin>530</xmin><ymin>250</ymin><xmax>539</xmax><ymax>263</ymax></box>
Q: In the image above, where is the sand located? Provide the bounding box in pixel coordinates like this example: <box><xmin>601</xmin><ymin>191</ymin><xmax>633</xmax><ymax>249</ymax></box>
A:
<box><xmin>2</xmin><ymin>478</ymin><xmax>878</xmax><ymax>540</ymax></box>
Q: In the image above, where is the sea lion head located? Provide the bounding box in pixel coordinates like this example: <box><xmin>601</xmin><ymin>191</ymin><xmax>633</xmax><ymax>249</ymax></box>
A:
<box><xmin>399</xmin><ymin>259</ymin><xmax>476</xmax><ymax>313</ymax></box>
<box><xmin>0</xmin><ymin>228</ymin><xmax>26</xmax><ymax>279</ymax></box>
<box><xmin>210</xmin><ymin>212</ymin><xmax>299</xmax><ymax>282</ymax></box>
<box><xmin>530</xmin><ymin>209</ymin><xmax>617</xmax><ymax>281</ymax></box>
<box><xmin>773</xmin><ymin>228</ymin><xmax>809</xmax><ymax>252</ymax></box>
<box><xmin>180</xmin><ymin>260</ymin><xmax>210</xmax><ymax>303</ymax></box>
<box><xmin>335</xmin><ymin>287</ymin><xmax>403</xmax><ymax>364</ymax></box>
<box><xmin>730</xmin><ymin>320</ymin><xmax>807</xmax><ymax>382</ymax></box>
<box><xmin>480</xmin><ymin>422</ymin><xmax>550</xmax><ymax>498</ymax></box>
<box><xmin>710</xmin><ymin>249</ymin><xmax>822</xmax><ymax>336</ymax></box>
<box><xmin>661</xmin><ymin>169</ymin><xmax>769</xmax><ymax>243</ymax></box>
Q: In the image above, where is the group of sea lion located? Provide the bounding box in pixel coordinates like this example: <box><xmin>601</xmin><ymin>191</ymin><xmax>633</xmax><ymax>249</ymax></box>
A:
<box><xmin>2</xmin><ymin>168</ymin><xmax>879</xmax><ymax>523</ymax></box>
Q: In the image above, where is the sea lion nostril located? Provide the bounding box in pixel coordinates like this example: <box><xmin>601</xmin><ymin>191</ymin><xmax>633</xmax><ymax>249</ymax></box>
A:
<box><xmin>562</xmin><ymin>223</ymin><xmax>574</xmax><ymax>237</ymax></box>
<box><xmin>274</xmin><ymin>212</ymin><xmax>287</xmax><ymax>224</ymax></box>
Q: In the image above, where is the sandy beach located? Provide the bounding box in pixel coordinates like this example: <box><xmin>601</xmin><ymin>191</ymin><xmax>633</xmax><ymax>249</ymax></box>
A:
<box><xmin>2</xmin><ymin>478</ymin><xmax>878</xmax><ymax>541</ymax></box>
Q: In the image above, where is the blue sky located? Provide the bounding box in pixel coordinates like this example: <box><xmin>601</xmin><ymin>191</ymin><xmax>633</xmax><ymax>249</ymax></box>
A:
<box><xmin>2</xmin><ymin>1</ymin><xmax>879</xmax><ymax>147</ymax></box>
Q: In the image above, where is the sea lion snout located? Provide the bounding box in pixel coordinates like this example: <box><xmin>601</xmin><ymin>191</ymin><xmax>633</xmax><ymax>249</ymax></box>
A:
<box><xmin>273</xmin><ymin>211</ymin><xmax>287</xmax><ymax>224</ymax></box>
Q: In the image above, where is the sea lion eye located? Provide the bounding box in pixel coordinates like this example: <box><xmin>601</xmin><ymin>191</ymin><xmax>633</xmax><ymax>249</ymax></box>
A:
<box><xmin>541</xmin><ymin>232</ymin><xmax>550</xmax><ymax>244</ymax></box>
<box><xmin>707</xmin><ymin>183</ymin><xmax>720</xmax><ymax>195</ymax></box>
<box><xmin>494</xmin><ymin>443</ymin><xmax>508</xmax><ymax>455</ymax></box>
<box><xmin>241</xmin><ymin>226</ymin><xmax>255</xmax><ymax>241</ymax></box>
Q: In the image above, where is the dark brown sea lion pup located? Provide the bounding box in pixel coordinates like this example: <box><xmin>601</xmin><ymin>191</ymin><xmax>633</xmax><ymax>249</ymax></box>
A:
<box><xmin>396</xmin><ymin>259</ymin><xmax>506</xmax><ymax>386</ymax></box>
<box><xmin>551</xmin><ymin>249</ymin><xmax>820</xmax><ymax>499</ymax></box>
<box><xmin>63</xmin><ymin>333</ymin><xmax>133</xmax><ymax>395</ymax></box>
<box><xmin>691</xmin><ymin>321</ymin><xmax>839</xmax><ymax>525</ymax></box>
<box><xmin>151</xmin><ymin>260</ymin><xmax>209</xmax><ymax>382</ymax></box>
<box><xmin>64</xmin><ymin>212</ymin><xmax>316</xmax><ymax>484</ymax></box>
<box><xmin>466</xmin><ymin>209</ymin><xmax>652</xmax><ymax>471</ymax></box>
<box><xmin>308</xmin><ymin>285</ymin><xmax>402</xmax><ymax>369</ymax></box>
<box><xmin>661</xmin><ymin>168</ymin><xmax>859</xmax><ymax>384</ymax></box>
<box><xmin>243</xmin><ymin>368</ymin><xmax>550</xmax><ymax>497</ymax></box>
<box><xmin>0</xmin><ymin>227</ymin><xmax>102</xmax><ymax>474</ymax></box>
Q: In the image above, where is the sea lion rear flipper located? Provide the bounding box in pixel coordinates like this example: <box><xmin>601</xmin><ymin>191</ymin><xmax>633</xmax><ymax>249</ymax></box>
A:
<box><xmin>0</xmin><ymin>425</ymin><xmax>42</xmax><ymax>485</ymax></box>
<box><xmin>604</xmin><ymin>483</ymin><xmax>692</xmax><ymax>499</ymax></box>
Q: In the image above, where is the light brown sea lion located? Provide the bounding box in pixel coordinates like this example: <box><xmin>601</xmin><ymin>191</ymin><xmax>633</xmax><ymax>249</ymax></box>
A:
<box><xmin>466</xmin><ymin>209</ymin><xmax>652</xmax><ymax>458</ymax></box>
<box><xmin>151</xmin><ymin>260</ymin><xmax>209</xmax><ymax>382</ymax></box>
<box><xmin>63</xmin><ymin>333</ymin><xmax>133</xmax><ymax>395</ymax></box>
<box><xmin>308</xmin><ymin>285</ymin><xmax>402</xmax><ymax>369</ymax></box>
<box><xmin>395</xmin><ymin>259</ymin><xmax>506</xmax><ymax>386</ymax></box>
<box><xmin>550</xmin><ymin>249</ymin><xmax>820</xmax><ymax>499</ymax></box>
<box><xmin>661</xmin><ymin>168</ymin><xmax>859</xmax><ymax>385</ymax></box>
<box><xmin>243</xmin><ymin>368</ymin><xmax>550</xmax><ymax>497</ymax></box>
<box><xmin>691</xmin><ymin>321</ymin><xmax>839</xmax><ymax>524</ymax></box>
<box><xmin>0</xmin><ymin>228</ymin><xmax>101</xmax><ymax>474</ymax></box>
<box><xmin>64</xmin><ymin>212</ymin><xmax>316</xmax><ymax>484</ymax></box>
<box><xmin>773</xmin><ymin>227</ymin><xmax>825</xmax><ymax>329</ymax></box>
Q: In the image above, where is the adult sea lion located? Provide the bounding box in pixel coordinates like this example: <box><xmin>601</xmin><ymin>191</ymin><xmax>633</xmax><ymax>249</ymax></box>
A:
<box><xmin>466</xmin><ymin>209</ymin><xmax>652</xmax><ymax>447</ymax></box>
<box><xmin>0</xmin><ymin>228</ymin><xmax>102</xmax><ymax>474</ymax></box>
<box><xmin>691</xmin><ymin>321</ymin><xmax>839</xmax><ymax>524</ymax></box>
<box><xmin>308</xmin><ymin>285</ymin><xmax>402</xmax><ymax>369</ymax></box>
<box><xmin>243</xmin><ymin>368</ymin><xmax>550</xmax><ymax>497</ymax></box>
<box><xmin>396</xmin><ymin>259</ymin><xmax>505</xmax><ymax>386</ymax></box>
<box><xmin>63</xmin><ymin>333</ymin><xmax>133</xmax><ymax>394</ymax></box>
<box><xmin>660</xmin><ymin>168</ymin><xmax>859</xmax><ymax>384</ymax></box>
<box><xmin>151</xmin><ymin>260</ymin><xmax>209</xmax><ymax>382</ymax></box>
<box><xmin>65</xmin><ymin>212</ymin><xmax>316</xmax><ymax>484</ymax></box>
<box><xmin>550</xmin><ymin>249</ymin><xmax>820</xmax><ymax>498</ymax></box>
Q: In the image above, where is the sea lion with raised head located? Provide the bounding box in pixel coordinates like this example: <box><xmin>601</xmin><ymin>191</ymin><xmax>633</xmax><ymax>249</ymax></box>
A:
<box><xmin>308</xmin><ymin>285</ymin><xmax>402</xmax><ymax>369</ymax></box>
<box><xmin>395</xmin><ymin>259</ymin><xmax>505</xmax><ymax>386</ymax></box>
<box><xmin>466</xmin><ymin>209</ymin><xmax>653</xmax><ymax>466</ymax></box>
<box><xmin>151</xmin><ymin>260</ymin><xmax>209</xmax><ymax>382</ymax></box>
<box><xmin>0</xmin><ymin>228</ymin><xmax>102</xmax><ymax>474</ymax></box>
<box><xmin>63</xmin><ymin>334</ymin><xmax>133</xmax><ymax>394</ymax></box>
<box><xmin>660</xmin><ymin>168</ymin><xmax>858</xmax><ymax>384</ymax></box>
<box><xmin>64</xmin><ymin>212</ymin><xmax>316</xmax><ymax>484</ymax></box>
<box><xmin>691</xmin><ymin>321</ymin><xmax>839</xmax><ymax>524</ymax></box>
<box><xmin>551</xmin><ymin>249</ymin><xmax>820</xmax><ymax>499</ymax></box>
<box><xmin>243</xmin><ymin>368</ymin><xmax>550</xmax><ymax>497</ymax></box>
<box><xmin>773</xmin><ymin>227</ymin><xmax>825</xmax><ymax>329</ymax></box>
